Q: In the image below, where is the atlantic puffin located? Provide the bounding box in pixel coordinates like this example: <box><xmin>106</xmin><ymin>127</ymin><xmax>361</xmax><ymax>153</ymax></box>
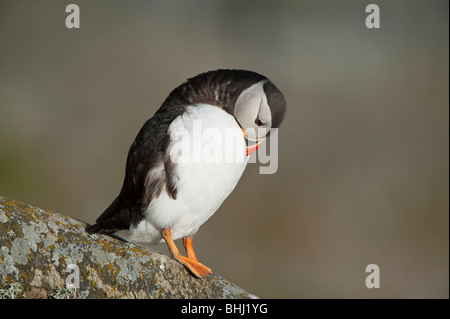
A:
<box><xmin>86</xmin><ymin>69</ymin><xmax>287</xmax><ymax>277</ymax></box>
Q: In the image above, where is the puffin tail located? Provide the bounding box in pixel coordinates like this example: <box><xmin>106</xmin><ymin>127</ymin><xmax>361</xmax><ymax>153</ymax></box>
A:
<box><xmin>85</xmin><ymin>223</ymin><xmax>114</xmax><ymax>235</ymax></box>
<box><xmin>85</xmin><ymin>196</ymin><xmax>134</xmax><ymax>235</ymax></box>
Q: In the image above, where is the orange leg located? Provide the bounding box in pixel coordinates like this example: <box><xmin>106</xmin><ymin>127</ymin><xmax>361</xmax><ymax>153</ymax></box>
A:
<box><xmin>161</xmin><ymin>229</ymin><xmax>212</xmax><ymax>278</ymax></box>
<box><xmin>183</xmin><ymin>236</ymin><xmax>198</xmax><ymax>262</ymax></box>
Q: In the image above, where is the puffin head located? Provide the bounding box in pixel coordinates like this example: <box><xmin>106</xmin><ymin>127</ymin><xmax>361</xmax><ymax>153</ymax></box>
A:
<box><xmin>165</xmin><ymin>69</ymin><xmax>287</xmax><ymax>155</ymax></box>
<box><xmin>232</xmin><ymin>78</ymin><xmax>287</xmax><ymax>155</ymax></box>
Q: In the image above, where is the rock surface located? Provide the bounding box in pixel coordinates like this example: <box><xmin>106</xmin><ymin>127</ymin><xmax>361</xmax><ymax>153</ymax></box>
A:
<box><xmin>0</xmin><ymin>195</ymin><xmax>255</xmax><ymax>299</ymax></box>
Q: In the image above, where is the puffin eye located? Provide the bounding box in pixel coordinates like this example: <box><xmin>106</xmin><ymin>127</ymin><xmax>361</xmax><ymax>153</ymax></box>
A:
<box><xmin>255</xmin><ymin>117</ymin><xmax>264</xmax><ymax>126</ymax></box>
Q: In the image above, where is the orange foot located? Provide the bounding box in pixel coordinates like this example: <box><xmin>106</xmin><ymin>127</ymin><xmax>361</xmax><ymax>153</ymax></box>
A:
<box><xmin>174</xmin><ymin>254</ymin><xmax>213</xmax><ymax>278</ymax></box>
<box><xmin>161</xmin><ymin>229</ymin><xmax>213</xmax><ymax>278</ymax></box>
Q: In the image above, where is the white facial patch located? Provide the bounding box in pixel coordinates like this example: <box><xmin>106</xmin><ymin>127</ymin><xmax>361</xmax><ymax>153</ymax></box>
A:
<box><xmin>234</xmin><ymin>80</ymin><xmax>272</xmax><ymax>140</ymax></box>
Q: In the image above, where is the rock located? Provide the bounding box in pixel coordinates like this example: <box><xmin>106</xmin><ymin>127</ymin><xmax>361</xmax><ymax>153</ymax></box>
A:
<box><xmin>0</xmin><ymin>195</ymin><xmax>255</xmax><ymax>299</ymax></box>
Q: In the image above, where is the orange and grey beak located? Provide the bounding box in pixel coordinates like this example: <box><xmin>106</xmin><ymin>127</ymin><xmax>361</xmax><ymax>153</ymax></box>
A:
<box><xmin>242</xmin><ymin>128</ymin><xmax>265</xmax><ymax>156</ymax></box>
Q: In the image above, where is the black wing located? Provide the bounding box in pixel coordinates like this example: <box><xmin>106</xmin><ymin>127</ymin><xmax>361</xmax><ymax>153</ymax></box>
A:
<box><xmin>86</xmin><ymin>108</ymin><xmax>182</xmax><ymax>234</ymax></box>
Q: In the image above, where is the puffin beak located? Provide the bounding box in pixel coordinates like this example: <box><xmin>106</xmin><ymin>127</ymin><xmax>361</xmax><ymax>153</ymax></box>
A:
<box><xmin>242</xmin><ymin>128</ymin><xmax>265</xmax><ymax>156</ymax></box>
<box><xmin>246</xmin><ymin>139</ymin><xmax>265</xmax><ymax>156</ymax></box>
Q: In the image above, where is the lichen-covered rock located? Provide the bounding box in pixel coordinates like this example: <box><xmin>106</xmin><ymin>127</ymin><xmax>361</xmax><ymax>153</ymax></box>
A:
<box><xmin>0</xmin><ymin>195</ymin><xmax>255</xmax><ymax>299</ymax></box>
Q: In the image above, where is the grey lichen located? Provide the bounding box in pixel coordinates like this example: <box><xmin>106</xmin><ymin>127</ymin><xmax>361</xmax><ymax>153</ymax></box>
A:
<box><xmin>0</xmin><ymin>195</ymin><xmax>255</xmax><ymax>299</ymax></box>
<box><xmin>52</xmin><ymin>286</ymin><xmax>77</xmax><ymax>299</ymax></box>
<box><xmin>0</xmin><ymin>282</ymin><xmax>22</xmax><ymax>299</ymax></box>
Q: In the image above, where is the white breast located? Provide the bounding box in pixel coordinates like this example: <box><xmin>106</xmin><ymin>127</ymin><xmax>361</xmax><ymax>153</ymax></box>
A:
<box><xmin>118</xmin><ymin>104</ymin><xmax>248</xmax><ymax>244</ymax></box>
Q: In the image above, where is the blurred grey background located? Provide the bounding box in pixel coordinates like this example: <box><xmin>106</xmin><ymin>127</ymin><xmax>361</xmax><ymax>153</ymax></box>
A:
<box><xmin>0</xmin><ymin>0</ymin><xmax>448</xmax><ymax>298</ymax></box>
